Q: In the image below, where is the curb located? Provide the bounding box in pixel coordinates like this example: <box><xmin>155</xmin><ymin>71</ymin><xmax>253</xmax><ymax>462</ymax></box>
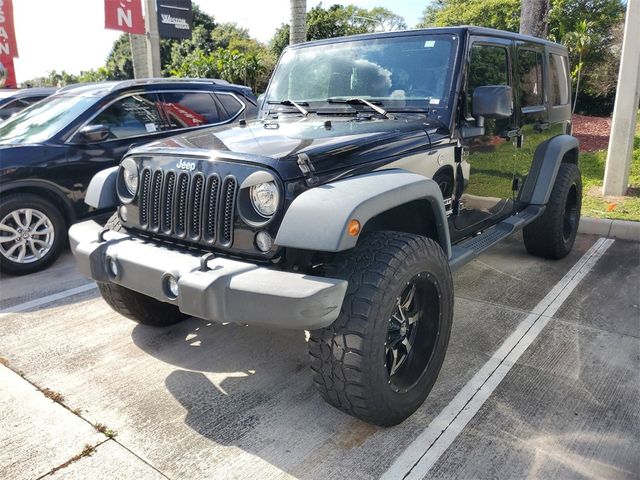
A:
<box><xmin>578</xmin><ymin>217</ymin><xmax>640</xmax><ymax>242</ymax></box>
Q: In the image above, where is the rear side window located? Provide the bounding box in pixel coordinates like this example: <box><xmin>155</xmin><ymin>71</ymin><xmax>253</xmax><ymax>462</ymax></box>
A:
<box><xmin>160</xmin><ymin>92</ymin><xmax>220</xmax><ymax>129</ymax></box>
<box><xmin>216</xmin><ymin>93</ymin><xmax>244</xmax><ymax>120</ymax></box>
<box><xmin>89</xmin><ymin>93</ymin><xmax>165</xmax><ymax>139</ymax></box>
<box><xmin>548</xmin><ymin>53</ymin><xmax>570</xmax><ymax>106</ymax></box>
<box><xmin>518</xmin><ymin>49</ymin><xmax>544</xmax><ymax>107</ymax></box>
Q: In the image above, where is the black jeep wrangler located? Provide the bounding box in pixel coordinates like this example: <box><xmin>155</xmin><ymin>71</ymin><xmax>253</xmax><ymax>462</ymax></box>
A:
<box><xmin>70</xmin><ymin>27</ymin><xmax>580</xmax><ymax>426</ymax></box>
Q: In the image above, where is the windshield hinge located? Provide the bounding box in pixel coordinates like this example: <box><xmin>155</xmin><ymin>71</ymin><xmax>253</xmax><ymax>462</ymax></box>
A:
<box><xmin>297</xmin><ymin>153</ymin><xmax>319</xmax><ymax>187</ymax></box>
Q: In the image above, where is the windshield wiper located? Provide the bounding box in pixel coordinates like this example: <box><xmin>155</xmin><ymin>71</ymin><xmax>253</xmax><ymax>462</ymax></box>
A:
<box><xmin>326</xmin><ymin>97</ymin><xmax>388</xmax><ymax>118</ymax></box>
<box><xmin>266</xmin><ymin>99</ymin><xmax>309</xmax><ymax>116</ymax></box>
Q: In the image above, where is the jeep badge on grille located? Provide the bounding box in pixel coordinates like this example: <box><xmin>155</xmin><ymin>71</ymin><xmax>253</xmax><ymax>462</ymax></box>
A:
<box><xmin>176</xmin><ymin>160</ymin><xmax>196</xmax><ymax>172</ymax></box>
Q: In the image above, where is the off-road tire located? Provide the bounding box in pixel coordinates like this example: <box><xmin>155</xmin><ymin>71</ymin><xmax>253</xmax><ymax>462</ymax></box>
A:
<box><xmin>308</xmin><ymin>231</ymin><xmax>454</xmax><ymax>426</ymax></box>
<box><xmin>0</xmin><ymin>193</ymin><xmax>66</xmax><ymax>276</ymax></box>
<box><xmin>97</xmin><ymin>213</ymin><xmax>188</xmax><ymax>327</ymax></box>
<box><xmin>523</xmin><ymin>163</ymin><xmax>582</xmax><ymax>259</ymax></box>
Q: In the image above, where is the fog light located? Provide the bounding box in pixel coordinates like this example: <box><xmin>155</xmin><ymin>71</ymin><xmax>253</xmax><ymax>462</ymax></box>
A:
<box><xmin>255</xmin><ymin>231</ymin><xmax>272</xmax><ymax>252</ymax></box>
<box><xmin>107</xmin><ymin>257</ymin><xmax>119</xmax><ymax>277</ymax></box>
<box><xmin>164</xmin><ymin>275</ymin><xmax>179</xmax><ymax>299</ymax></box>
<box><xmin>119</xmin><ymin>205</ymin><xmax>128</xmax><ymax>222</ymax></box>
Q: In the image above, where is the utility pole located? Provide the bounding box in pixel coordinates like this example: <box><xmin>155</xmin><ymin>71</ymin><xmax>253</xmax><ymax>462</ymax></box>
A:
<box><xmin>603</xmin><ymin>0</ymin><xmax>640</xmax><ymax>196</ymax></box>
<box><xmin>143</xmin><ymin>0</ymin><xmax>162</xmax><ymax>77</ymax></box>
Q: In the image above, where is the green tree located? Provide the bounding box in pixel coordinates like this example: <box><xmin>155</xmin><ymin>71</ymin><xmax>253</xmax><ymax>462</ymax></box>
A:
<box><xmin>211</xmin><ymin>22</ymin><xmax>250</xmax><ymax>49</ymax></box>
<box><xmin>416</xmin><ymin>0</ymin><xmax>625</xmax><ymax>113</ymax></box>
<box><xmin>416</xmin><ymin>0</ymin><xmax>521</xmax><ymax>31</ymax></box>
<box><xmin>270</xmin><ymin>4</ymin><xmax>408</xmax><ymax>56</ymax></box>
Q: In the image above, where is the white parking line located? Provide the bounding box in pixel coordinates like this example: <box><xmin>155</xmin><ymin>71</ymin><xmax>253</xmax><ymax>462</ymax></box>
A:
<box><xmin>383</xmin><ymin>237</ymin><xmax>614</xmax><ymax>480</ymax></box>
<box><xmin>0</xmin><ymin>283</ymin><xmax>97</xmax><ymax>319</ymax></box>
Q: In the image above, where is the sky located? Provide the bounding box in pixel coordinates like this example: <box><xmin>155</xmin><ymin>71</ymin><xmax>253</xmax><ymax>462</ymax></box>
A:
<box><xmin>12</xmin><ymin>0</ymin><xmax>428</xmax><ymax>83</ymax></box>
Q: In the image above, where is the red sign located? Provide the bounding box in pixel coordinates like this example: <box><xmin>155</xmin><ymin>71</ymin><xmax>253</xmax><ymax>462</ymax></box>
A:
<box><xmin>105</xmin><ymin>0</ymin><xmax>145</xmax><ymax>34</ymax></box>
<box><xmin>0</xmin><ymin>0</ymin><xmax>18</xmax><ymax>58</ymax></box>
<box><xmin>0</xmin><ymin>55</ymin><xmax>16</xmax><ymax>88</ymax></box>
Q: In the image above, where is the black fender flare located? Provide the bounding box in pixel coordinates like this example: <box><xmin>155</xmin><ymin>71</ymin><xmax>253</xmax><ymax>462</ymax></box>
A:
<box><xmin>274</xmin><ymin>169</ymin><xmax>451</xmax><ymax>257</ymax></box>
<box><xmin>520</xmin><ymin>134</ymin><xmax>579</xmax><ymax>205</ymax></box>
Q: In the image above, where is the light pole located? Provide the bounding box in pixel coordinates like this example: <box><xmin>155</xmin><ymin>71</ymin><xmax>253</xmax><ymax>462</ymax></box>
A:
<box><xmin>143</xmin><ymin>0</ymin><xmax>162</xmax><ymax>77</ymax></box>
<box><xmin>603</xmin><ymin>0</ymin><xmax>640</xmax><ymax>196</ymax></box>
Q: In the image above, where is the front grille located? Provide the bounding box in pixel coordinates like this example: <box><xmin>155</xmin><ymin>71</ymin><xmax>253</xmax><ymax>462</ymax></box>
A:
<box><xmin>138</xmin><ymin>169</ymin><xmax>237</xmax><ymax>246</ymax></box>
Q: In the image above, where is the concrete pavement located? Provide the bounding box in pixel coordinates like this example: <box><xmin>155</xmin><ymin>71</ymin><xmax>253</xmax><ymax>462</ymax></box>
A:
<box><xmin>0</xmin><ymin>233</ymin><xmax>638</xmax><ymax>479</ymax></box>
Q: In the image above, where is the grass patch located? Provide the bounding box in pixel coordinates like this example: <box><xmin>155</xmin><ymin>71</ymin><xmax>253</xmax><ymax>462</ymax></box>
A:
<box><xmin>95</xmin><ymin>422</ymin><xmax>118</xmax><ymax>438</ymax></box>
<box><xmin>47</xmin><ymin>443</ymin><xmax>97</xmax><ymax>475</ymax></box>
<box><xmin>41</xmin><ymin>387</ymin><xmax>65</xmax><ymax>404</ymax></box>
<box><xmin>581</xmin><ymin>112</ymin><xmax>640</xmax><ymax>221</ymax></box>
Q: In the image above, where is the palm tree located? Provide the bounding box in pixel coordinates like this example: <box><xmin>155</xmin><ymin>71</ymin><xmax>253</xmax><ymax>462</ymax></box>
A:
<box><xmin>290</xmin><ymin>0</ymin><xmax>307</xmax><ymax>45</ymax></box>
<box><xmin>564</xmin><ymin>19</ymin><xmax>594</xmax><ymax>114</ymax></box>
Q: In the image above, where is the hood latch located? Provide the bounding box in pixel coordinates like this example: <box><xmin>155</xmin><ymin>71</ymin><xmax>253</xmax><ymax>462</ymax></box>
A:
<box><xmin>297</xmin><ymin>153</ymin><xmax>319</xmax><ymax>187</ymax></box>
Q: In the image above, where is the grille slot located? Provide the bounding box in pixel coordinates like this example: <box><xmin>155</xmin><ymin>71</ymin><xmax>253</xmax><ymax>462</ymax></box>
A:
<box><xmin>175</xmin><ymin>173</ymin><xmax>190</xmax><ymax>236</ymax></box>
<box><xmin>150</xmin><ymin>170</ymin><xmax>163</xmax><ymax>230</ymax></box>
<box><xmin>189</xmin><ymin>174</ymin><xmax>205</xmax><ymax>239</ymax></box>
<box><xmin>162</xmin><ymin>172</ymin><xmax>176</xmax><ymax>233</ymax></box>
<box><xmin>139</xmin><ymin>169</ymin><xmax>151</xmax><ymax>226</ymax></box>
<box><xmin>220</xmin><ymin>177</ymin><xmax>237</xmax><ymax>246</ymax></box>
<box><xmin>203</xmin><ymin>175</ymin><xmax>220</xmax><ymax>243</ymax></box>
<box><xmin>138</xmin><ymin>168</ymin><xmax>237</xmax><ymax>248</ymax></box>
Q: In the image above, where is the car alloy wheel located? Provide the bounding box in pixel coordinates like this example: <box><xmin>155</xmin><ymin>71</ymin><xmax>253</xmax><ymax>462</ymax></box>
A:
<box><xmin>0</xmin><ymin>208</ymin><xmax>56</xmax><ymax>264</ymax></box>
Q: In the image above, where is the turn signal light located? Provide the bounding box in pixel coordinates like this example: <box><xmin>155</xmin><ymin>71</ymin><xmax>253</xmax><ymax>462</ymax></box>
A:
<box><xmin>348</xmin><ymin>219</ymin><xmax>361</xmax><ymax>237</ymax></box>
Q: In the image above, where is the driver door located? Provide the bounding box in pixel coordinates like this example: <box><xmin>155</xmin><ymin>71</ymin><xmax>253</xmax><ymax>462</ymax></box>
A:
<box><xmin>454</xmin><ymin>38</ymin><xmax>518</xmax><ymax>238</ymax></box>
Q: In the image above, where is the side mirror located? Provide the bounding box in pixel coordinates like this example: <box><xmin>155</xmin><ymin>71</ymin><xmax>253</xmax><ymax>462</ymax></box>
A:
<box><xmin>76</xmin><ymin>124</ymin><xmax>111</xmax><ymax>143</ymax></box>
<box><xmin>472</xmin><ymin>85</ymin><xmax>513</xmax><ymax>120</ymax></box>
<box><xmin>462</xmin><ymin>86</ymin><xmax>513</xmax><ymax>138</ymax></box>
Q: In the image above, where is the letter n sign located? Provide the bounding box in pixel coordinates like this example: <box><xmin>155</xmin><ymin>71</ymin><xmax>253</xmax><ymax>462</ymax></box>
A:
<box><xmin>105</xmin><ymin>0</ymin><xmax>145</xmax><ymax>34</ymax></box>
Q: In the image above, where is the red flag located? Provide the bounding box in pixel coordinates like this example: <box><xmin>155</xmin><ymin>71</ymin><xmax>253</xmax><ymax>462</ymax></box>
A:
<box><xmin>0</xmin><ymin>55</ymin><xmax>17</xmax><ymax>88</ymax></box>
<box><xmin>0</xmin><ymin>0</ymin><xmax>19</xmax><ymax>58</ymax></box>
<box><xmin>105</xmin><ymin>0</ymin><xmax>145</xmax><ymax>35</ymax></box>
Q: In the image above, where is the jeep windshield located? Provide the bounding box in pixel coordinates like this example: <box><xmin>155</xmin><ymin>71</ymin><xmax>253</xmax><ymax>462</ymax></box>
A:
<box><xmin>266</xmin><ymin>34</ymin><xmax>459</xmax><ymax>118</ymax></box>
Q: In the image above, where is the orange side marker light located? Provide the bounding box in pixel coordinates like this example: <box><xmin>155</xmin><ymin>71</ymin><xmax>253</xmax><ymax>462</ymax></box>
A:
<box><xmin>348</xmin><ymin>219</ymin><xmax>361</xmax><ymax>237</ymax></box>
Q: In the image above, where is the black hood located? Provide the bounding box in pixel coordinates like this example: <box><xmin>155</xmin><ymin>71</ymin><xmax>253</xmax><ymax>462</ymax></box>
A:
<box><xmin>130</xmin><ymin>115</ymin><xmax>450</xmax><ymax>181</ymax></box>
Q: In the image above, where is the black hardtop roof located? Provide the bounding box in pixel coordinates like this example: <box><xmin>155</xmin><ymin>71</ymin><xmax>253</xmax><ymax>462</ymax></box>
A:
<box><xmin>288</xmin><ymin>26</ymin><xmax>567</xmax><ymax>52</ymax></box>
<box><xmin>56</xmin><ymin>78</ymin><xmax>252</xmax><ymax>97</ymax></box>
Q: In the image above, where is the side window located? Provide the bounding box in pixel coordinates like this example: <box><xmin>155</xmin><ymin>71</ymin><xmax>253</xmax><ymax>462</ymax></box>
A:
<box><xmin>215</xmin><ymin>93</ymin><xmax>244</xmax><ymax>121</ymax></box>
<box><xmin>160</xmin><ymin>92</ymin><xmax>220</xmax><ymax>129</ymax></box>
<box><xmin>518</xmin><ymin>49</ymin><xmax>544</xmax><ymax>107</ymax></box>
<box><xmin>89</xmin><ymin>93</ymin><xmax>165</xmax><ymax>139</ymax></box>
<box><xmin>548</xmin><ymin>53</ymin><xmax>570</xmax><ymax>106</ymax></box>
<box><xmin>467</xmin><ymin>44</ymin><xmax>510</xmax><ymax>114</ymax></box>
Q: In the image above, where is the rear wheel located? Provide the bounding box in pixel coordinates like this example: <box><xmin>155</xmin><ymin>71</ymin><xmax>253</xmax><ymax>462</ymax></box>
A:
<box><xmin>0</xmin><ymin>193</ymin><xmax>66</xmax><ymax>276</ymax></box>
<box><xmin>97</xmin><ymin>213</ymin><xmax>187</xmax><ymax>327</ymax></box>
<box><xmin>523</xmin><ymin>163</ymin><xmax>582</xmax><ymax>259</ymax></box>
<box><xmin>308</xmin><ymin>231</ymin><xmax>454</xmax><ymax>426</ymax></box>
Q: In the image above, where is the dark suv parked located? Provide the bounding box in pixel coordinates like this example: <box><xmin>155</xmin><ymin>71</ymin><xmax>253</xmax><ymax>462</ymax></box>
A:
<box><xmin>0</xmin><ymin>78</ymin><xmax>257</xmax><ymax>275</ymax></box>
<box><xmin>70</xmin><ymin>27</ymin><xmax>579</xmax><ymax>426</ymax></box>
<box><xmin>0</xmin><ymin>88</ymin><xmax>57</xmax><ymax>121</ymax></box>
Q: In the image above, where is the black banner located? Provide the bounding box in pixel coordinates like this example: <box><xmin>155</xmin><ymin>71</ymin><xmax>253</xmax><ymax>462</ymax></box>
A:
<box><xmin>156</xmin><ymin>0</ymin><xmax>193</xmax><ymax>39</ymax></box>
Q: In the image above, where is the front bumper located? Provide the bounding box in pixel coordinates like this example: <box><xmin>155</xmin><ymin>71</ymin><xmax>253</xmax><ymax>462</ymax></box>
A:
<box><xmin>69</xmin><ymin>220</ymin><xmax>347</xmax><ymax>329</ymax></box>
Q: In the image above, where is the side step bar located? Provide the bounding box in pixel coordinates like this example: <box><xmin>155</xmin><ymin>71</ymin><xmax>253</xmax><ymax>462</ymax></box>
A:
<box><xmin>449</xmin><ymin>205</ymin><xmax>544</xmax><ymax>271</ymax></box>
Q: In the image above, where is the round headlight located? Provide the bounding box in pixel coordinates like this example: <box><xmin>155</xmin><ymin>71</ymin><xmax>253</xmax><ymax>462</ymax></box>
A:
<box><xmin>250</xmin><ymin>182</ymin><xmax>279</xmax><ymax>217</ymax></box>
<box><xmin>121</xmin><ymin>158</ymin><xmax>139</xmax><ymax>195</ymax></box>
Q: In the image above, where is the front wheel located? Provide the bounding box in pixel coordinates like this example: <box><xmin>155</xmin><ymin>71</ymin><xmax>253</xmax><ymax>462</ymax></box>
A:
<box><xmin>0</xmin><ymin>193</ymin><xmax>66</xmax><ymax>276</ymax></box>
<box><xmin>308</xmin><ymin>232</ymin><xmax>454</xmax><ymax>426</ymax></box>
<box><xmin>97</xmin><ymin>213</ymin><xmax>188</xmax><ymax>327</ymax></box>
